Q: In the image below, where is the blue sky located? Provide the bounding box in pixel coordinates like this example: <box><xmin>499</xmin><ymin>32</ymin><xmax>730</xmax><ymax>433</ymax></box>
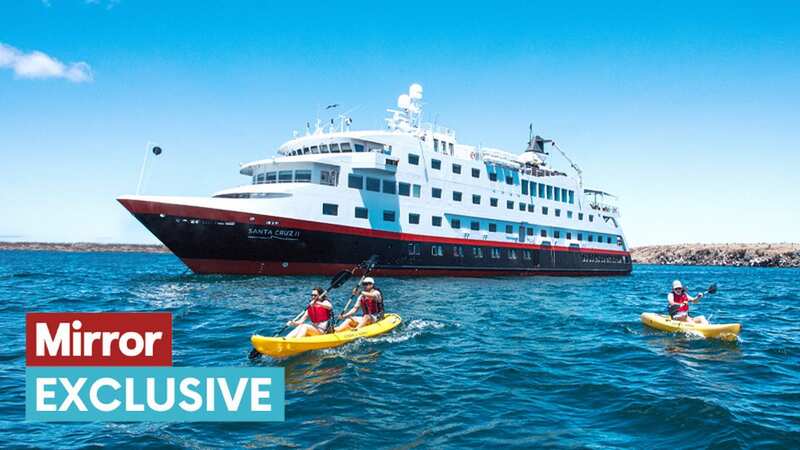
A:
<box><xmin>1</xmin><ymin>1</ymin><xmax>798</xmax><ymax>246</ymax></box>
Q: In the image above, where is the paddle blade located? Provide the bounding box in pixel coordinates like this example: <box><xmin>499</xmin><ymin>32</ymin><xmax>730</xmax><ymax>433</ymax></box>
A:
<box><xmin>328</xmin><ymin>270</ymin><xmax>352</xmax><ymax>289</ymax></box>
<box><xmin>707</xmin><ymin>283</ymin><xmax>718</xmax><ymax>294</ymax></box>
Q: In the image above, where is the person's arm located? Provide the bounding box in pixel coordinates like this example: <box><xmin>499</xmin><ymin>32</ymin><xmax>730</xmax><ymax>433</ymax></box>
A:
<box><xmin>667</xmin><ymin>293</ymin><xmax>676</xmax><ymax>305</ymax></box>
<box><xmin>288</xmin><ymin>310</ymin><xmax>308</xmax><ymax>327</ymax></box>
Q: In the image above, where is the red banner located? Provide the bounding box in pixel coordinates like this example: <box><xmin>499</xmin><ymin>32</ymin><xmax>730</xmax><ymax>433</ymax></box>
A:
<box><xmin>26</xmin><ymin>312</ymin><xmax>172</xmax><ymax>366</ymax></box>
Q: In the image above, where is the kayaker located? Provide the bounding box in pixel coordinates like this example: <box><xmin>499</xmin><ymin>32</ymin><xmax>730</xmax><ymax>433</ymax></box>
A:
<box><xmin>286</xmin><ymin>287</ymin><xmax>334</xmax><ymax>338</ymax></box>
<box><xmin>667</xmin><ymin>280</ymin><xmax>708</xmax><ymax>325</ymax></box>
<box><xmin>335</xmin><ymin>277</ymin><xmax>384</xmax><ymax>331</ymax></box>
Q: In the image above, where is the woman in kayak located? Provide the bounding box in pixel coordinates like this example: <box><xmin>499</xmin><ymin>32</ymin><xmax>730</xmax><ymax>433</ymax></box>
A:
<box><xmin>667</xmin><ymin>280</ymin><xmax>707</xmax><ymax>325</ymax></box>
<box><xmin>335</xmin><ymin>277</ymin><xmax>383</xmax><ymax>332</ymax></box>
<box><xmin>286</xmin><ymin>287</ymin><xmax>333</xmax><ymax>338</ymax></box>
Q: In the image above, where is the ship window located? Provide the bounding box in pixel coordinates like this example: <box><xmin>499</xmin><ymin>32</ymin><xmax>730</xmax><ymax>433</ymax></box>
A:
<box><xmin>398</xmin><ymin>182</ymin><xmax>411</xmax><ymax>196</ymax></box>
<box><xmin>554</xmin><ymin>230</ymin><xmax>561</xmax><ymax>239</ymax></box>
<box><xmin>329</xmin><ymin>143</ymin><xmax>340</xmax><ymax>153</ymax></box>
<box><xmin>302</xmin><ymin>147</ymin><xmax>310</xmax><ymax>155</ymax></box>
<box><xmin>348</xmin><ymin>174</ymin><xmax>363</xmax><ymax>189</ymax></box>
<box><xmin>340</xmin><ymin>143</ymin><xmax>352</xmax><ymax>152</ymax></box>
<box><xmin>578</xmin><ymin>233</ymin><xmax>583</xmax><ymax>241</ymax></box>
<box><xmin>567</xmin><ymin>211</ymin><xmax>573</xmax><ymax>219</ymax></box>
<box><xmin>433</xmin><ymin>139</ymin><xmax>439</xmax><ymax>152</ymax></box>
<box><xmin>569</xmin><ymin>190</ymin><xmax>575</xmax><ymax>204</ymax></box>
<box><xmin>413</xmin><ymin>184</ymin><xmax>421</xmax><ymax>198</ymax></box>
<box><xmin>618</xmin><ymin>236</ymin><xmax>624</xmax><ymax>246</ymax></box>
<box><xmin>448</xmin><ymin>142</ymin><xmax>454</xmax><ymax>154</ymax></box>
<box><xmin>354</xmin><ymin>144</ymin><xmax>365</xmax><ymax>152</ymax></box>
<box><xmin>470</xmin><ymin>221</ymin><xmax>480</xmax><ymax>231</ymax></box>
<box><xmin>473</xmin><ymin>247</ymin><xmax>484</xmax><ymax>258</ymax></box>
<box><xmin>408</xmin><ymin>243</ymin><xmax>421</xmax><ymax>256</ymax></box>
<box><xmin>554</xmin><ymin>187</ymin><xmax>561</xmax><ymax>202</ymax></box>
<box><xmin>472</xmin><ymin>168</ymin><xmax>480</xmax><ymax>178</ymax></box>
<box><xmin>295</xmin><ymin>170</ymin><xmax>312</xmax><ymax>183</ymax></box>
<box><xmin>408</xmin><ymin>154</ymin><xmax>420</xmax><ymax>165</ymax></box>
<box><xmin>588</xmin><ymin>235</ymin><xmax>594</xmax><ymax>242</ymax></box>
<box><xmin>508</xmin><ymin>249</ymin><xmax>517</xmax><ymax>260</ymax></box>
<box><xmin>519</xmin><ymin>203</ymin><xmax>526</xmax><ymax>211</ymax></box>
<box><xmin>320</xmin><ymin>144</ymin><xmax>329</xmax><ymax>153</ymax></box>
<box><xmin>506</xmin><ymin>175</ymin><xmax>514</xmax><ymax>185</ymax></box>
<box><xmin>522</xmin><ymin>180</ymin><xmax>529</xmax><ymax>195</ymax></box>
<box><xmin>383</xmin><ymin>210</ymin><xmax>396</xmax><ymax>222</ymax></box>
<box><xmin>546</xmin><ymin>185</ymin><xmax>553</xmax><ymax>199</ymax></box>
<box><xmin>489</xmin><ymin>172</ymin><xmax>498</xmax><ymax>182</ymax></box>
<box><xmin>451</xmin><ymin>219</ymin><xmax>461</xmax><ymax>229</ymax></box>
<box><xmin>527</xmin><ymin>204</ymin><xmax>534</xmax><ymax>213</ymax></box>
<box><xmin>322</xmin><ymin>203</ymin><xmax>338</xmax><ymax>216</ymax></box>
<box><xmin>432</xmin><ymin>245</ymin><xmax>444</xmax><ymax>256</ymax></box>
<box><xmin>366</xmin><ymin>177</ymin><xmax>381</xmax><ymax>192</ymax></box>
<box><xmin>432</xmin><ymin>159</ymin><xmax>441</xmax><ymax>170</ymax></box>
<box><xmin>530</xmin><ymin>182</ymin><xmax>537</xmax><ymax>196</ymax></box>
<box><xmin>489</xmin><ymin>223</ymin><xmax>497</xmax><ymax>232</ymax></box>
<box><xmin>265</xmin><ymin>172</ymin><xmax>276</xmax><ymax>183</ymax></box>
<box><xmin>555</xmin><ymin>209</ymin><xmax>561</xmax><ymax>217</ymax></box>
<box><xmin>453</xmin><ymin>191</ymin><xmax>462</xmax><ymax>202</ymax></box>
<box><xmin>310</xmin><ymin>146</ymin><xmax>319</xmax><ymax>154</ymax></box>
<box><xmin>567</xmin><ymin>232</ymin><xmax>572</xmax><ymax>240</ymax></box>
<box><xmin>355</xmin><ymin>207</ymin><xmax>368</xmax><ymax>219</ymax></box>
<box><xmin>454</xmin><ymin>246</ymin><xmax>463</xmax><ymax>257</ymax></box>
<box><xmin>432</xmin><ymin>216</ymin><xmax>442</xmax><ymax>227</ymax></box>
<box><xmin>507</xmin><ymin>200</ymin><xmax>514</xmax><ymax>210</ymax></box>
<box><xmin>382</xmin><ymin>180</ymin><xmax>396</xmax><ymax>194</ymax></box>
<box><xmin>527</xmin><ymin>227</ymin><xmax>534</xmax><ymax>236</ymax></box>
<box><xmin>540</xmin><ymin>229</ymin><xmax>547</xmax><ymax>237</ymax></box>
<box><xmin>452</xmin><ymin>164</ymin><xmax>462</xmax><ymax>174</ymax></box>
<box><xmin>542</xmin><ymin>207</ymin><xmax>549</xmax><ymax>215</ymax></box>
<box><xmin>579</xmin><ymin>213</ymin><xmax>584</xmax><ymax>220</ymax></box>
<box><xmin>607</xmin><ymin>236</ymin><xmax>613</xmax><ymax>244</ymax></box>
<box><xmin>472</xmin><ymin>194</ymin><xmax>481</xmax><ymax>205</ymax></box>
<box><xmin>491</xmin><ymin>248</ymin><xmax>501</xmax><ymax>259</ymax></box>
<box><xmin>409</xmin><ymin>213</ymin><xmax>420</xmax><ymax>224</ymax></box>
<box><xmin>505</xmin><ymin>224</ymin><xmax>514</xmax><ymax>234</ymax></box>
<box><xmin>432</xmin><ymin>187</ymin><xmax>442</xmax><ymax>198</ymax></box>
<box><xmin>278</xmin><ymin>170</ymin><xmax>293</xmax><ymax>183</ymax></box>
<box><xmin>589</xmin><ymin>215</ymin><xmax>594</xmax><ymax>222</ymax></box>
<box><xmin>538</xmin><ymin>184</ymin><xmax>545</xmax><ymax>198</ymax></box>
<box><xmin>523</xmin><ymin>250</ymin><xmax>532</xmax><ymax>260</ymax></box>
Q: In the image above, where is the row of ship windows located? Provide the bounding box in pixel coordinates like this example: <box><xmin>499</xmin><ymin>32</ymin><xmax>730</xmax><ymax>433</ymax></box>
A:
<box><xmin>405</xmin><ymin>154</ymin><xmax>576</xmax><ymax>204</ymax></box>
<box><xmin>253</xmin><ymin>169</ymin><xmax>311</xmax><ymax>184</ymax></box>
<box><xmin>285</xmin><ymin>141</ymin><xmax>388</xmax><ymax>156</ymax></box>
<box><xmin>410</xmin><ymin>243</ymin><xmax>534</xmax><ymax>260</ymax></box>
<box><xmin>321</xmin><ymin>203</ymin><xmax>618</xmax><ymax>244</ymax></box>
<box><xmin>347</xmin><ymin>174</ymin><xmax>594</xmax><ymax>222</ymax></box>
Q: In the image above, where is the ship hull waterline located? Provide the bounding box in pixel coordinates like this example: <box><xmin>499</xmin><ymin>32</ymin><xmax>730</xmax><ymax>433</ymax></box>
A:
<box><xmin>119</xmin><ymin>198</ymin><xmax>633</xmax><ymax>277</ymax></box>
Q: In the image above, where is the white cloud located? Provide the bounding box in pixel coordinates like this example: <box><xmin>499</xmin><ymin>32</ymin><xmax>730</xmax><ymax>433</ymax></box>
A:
<box><xmin>0</xmin><ymin>43</ymin><xmax>93</xmax><ymax>83</ymax></box>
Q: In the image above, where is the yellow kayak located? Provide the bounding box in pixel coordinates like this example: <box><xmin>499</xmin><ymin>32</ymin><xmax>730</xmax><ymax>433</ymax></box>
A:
<box><xmin>640</xmin><ymin>312</ymin><xmax>741</xmax><ymax>340</ymax></box>
<box><xmin>251</xmin><ymin>313</ymin><xmax>402</xmax><ymax>358</ymax></box>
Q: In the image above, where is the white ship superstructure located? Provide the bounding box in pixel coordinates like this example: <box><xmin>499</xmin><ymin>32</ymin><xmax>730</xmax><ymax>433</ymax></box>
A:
<box><xmin>119</xmin><ymin>84</ymin><xmax>631</xmax><ymax>276</ymax></box>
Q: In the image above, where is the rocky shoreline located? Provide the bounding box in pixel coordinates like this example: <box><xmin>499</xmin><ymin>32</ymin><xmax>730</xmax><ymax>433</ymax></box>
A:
<box><xmin>2</xmin><ymin>242</ymin><xmax>798</xmax><ymax>268</ymax></box>
<box><xmin>631</xmin><ymin>243</ymin><xmax>800</xmax><ymax>268</ymax></box>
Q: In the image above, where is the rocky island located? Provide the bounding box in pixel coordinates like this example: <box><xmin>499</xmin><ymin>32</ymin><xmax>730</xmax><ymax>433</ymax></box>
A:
<box><xmin>631</xmin><ymin>243</ymin><xmax>800</xmax><ymax>268</ymax></box>
<box><xmin>0</xmin><ymin>242</ymin><xmax>169</xmax><ymax>253</ymax></box>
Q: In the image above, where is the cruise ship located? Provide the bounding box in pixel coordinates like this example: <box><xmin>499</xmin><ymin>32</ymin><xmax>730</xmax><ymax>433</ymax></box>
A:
<box><xmin>118</xmin><ymin>84</ymin><xmax>632</xmax><ymax>276</ymax></box>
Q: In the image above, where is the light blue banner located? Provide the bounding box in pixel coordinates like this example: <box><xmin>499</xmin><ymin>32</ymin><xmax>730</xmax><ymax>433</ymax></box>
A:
<box><xmin>26</xmin><ymin>367</ymin><xmax>284</xmax><ymax>422</ymax></box>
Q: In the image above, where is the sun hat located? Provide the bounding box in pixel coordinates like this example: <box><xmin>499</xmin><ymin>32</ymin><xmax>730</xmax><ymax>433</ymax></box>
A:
<box><xmin>672</xmin><ymin>280</ymin><xmax>683</xmax><ymax>289</ymax></box>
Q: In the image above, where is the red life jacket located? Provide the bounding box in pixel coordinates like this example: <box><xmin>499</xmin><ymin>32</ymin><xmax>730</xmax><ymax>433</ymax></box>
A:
<box><xmin>360</xmin><ymin>290</ymin><xmax>382</xmax><ymax>315</ymax></box>
<box><xmin>673</xmin><ymin>291</ymin><xmax>689</xmax><ymax>312</ymax></box>
<box><xmin>307</xmin><ymin>302</ymin><xmax>331</xmax><ymax>324</ymax></box>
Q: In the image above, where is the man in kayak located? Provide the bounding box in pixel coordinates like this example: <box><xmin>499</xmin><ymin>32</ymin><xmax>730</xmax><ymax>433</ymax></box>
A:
<box><xmin>667</xmin><ymin>280</ymin><xmax>708</xmax><ymax>325</ymax></box>
<box><xmin>286</xmin><ymin>287</ymin><xmax>334</xmax><ymax>338</ymax></box>
<box><xmin>335</xmin><ymin>277</ymin><xmax>383</xmax><ymax>331</ymax></box>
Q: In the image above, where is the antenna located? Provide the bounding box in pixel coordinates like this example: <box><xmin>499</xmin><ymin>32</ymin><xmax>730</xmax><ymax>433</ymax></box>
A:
<box><xmin>551</xmin><ymin>141</ymin><xmax>583</xmax><ymax>187</ymax></box>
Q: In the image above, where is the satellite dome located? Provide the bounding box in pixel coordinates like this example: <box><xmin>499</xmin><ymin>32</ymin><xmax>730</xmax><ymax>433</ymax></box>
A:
<box><xmin>409</xmin><ymin>83</ymin><xmax>423</xmax><ymax>100</ymax></box>
<box><xmin>397</xmin><ymin>94</ymin><xmax>411</xmax><ymax>110</ymax></box>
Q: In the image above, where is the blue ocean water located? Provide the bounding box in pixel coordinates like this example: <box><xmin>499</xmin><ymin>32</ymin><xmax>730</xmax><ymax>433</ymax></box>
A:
<box><xmin>1</xmin><ymin>250</ymin><xmax>798</xmax><ymax>449</ymax></box>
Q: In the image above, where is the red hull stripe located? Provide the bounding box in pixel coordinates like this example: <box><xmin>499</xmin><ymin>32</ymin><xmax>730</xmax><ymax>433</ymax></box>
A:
<box><xmin>182</xmin><ymin>258</ymin><xmax>628</xmax><ymax>277</ymax></box>
<box><xmin>119</xmin><ymin>198</ymin><xmax>630</xmax><ymax>257</ymax></box>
